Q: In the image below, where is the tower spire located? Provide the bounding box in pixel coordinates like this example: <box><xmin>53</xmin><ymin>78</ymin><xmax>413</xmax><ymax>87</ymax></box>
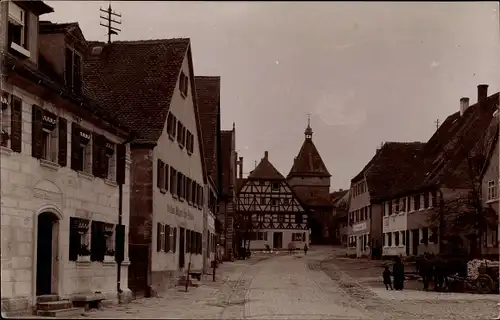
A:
<box><xmin>305</xmin><ymin>113</ymin><xmax>313</xmax><ymax>139</ymax></box>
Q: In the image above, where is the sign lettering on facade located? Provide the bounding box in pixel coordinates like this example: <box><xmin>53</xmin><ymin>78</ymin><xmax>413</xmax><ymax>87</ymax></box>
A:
<box><xmin>167</xmin><ymin>204</ymin><xmax>194</xmax><ymax>221</ymax></box>
<box><xmin>352</xmin><ymin>222</ymin><xmax>367</xmax><ymax>232</ymax></box>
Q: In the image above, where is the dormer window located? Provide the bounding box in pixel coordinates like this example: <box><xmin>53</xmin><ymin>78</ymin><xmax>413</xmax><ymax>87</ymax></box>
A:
<box><xmin>65</xmin><ymin>47</ymin><xmax>83</xmax><ymax>94</ymax></box>
<box><xmin>179</xmin><ymin>71</ymin><xmax>188</xmax><ymax>98</ymax></box>
<box><xmin>8</xmin><ymin>2</ymin><xmax>30</xmax><ymax>58</ymax></box>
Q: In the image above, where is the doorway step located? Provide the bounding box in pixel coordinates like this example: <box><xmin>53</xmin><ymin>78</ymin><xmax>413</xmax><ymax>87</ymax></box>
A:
<box><xmin>35</xmin><ymin>295</ymin><xmax>85</xmax><ymax>317</ymax></box>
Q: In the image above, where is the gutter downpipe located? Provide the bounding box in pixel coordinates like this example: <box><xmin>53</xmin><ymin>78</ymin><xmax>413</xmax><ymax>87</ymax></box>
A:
<box><xmin>117</xmin><ymin>136</ymin><xmax>136</xmax><ymax>304</ymax></box>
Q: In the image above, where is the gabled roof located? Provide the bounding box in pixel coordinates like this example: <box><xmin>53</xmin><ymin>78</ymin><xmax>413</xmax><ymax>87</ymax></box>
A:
<box><xmin>353</xmin><ymin>142</ymin><xmax>426</xmax><ymax>201</ymax></box>
<box><xmin>195</xmin><ymin>76</ymin><xmax>221</xmax><ymax>183</ymax></box>
<box><xmin>390</xmin><ymin>92</ymin><xmax>500</xmax><ymax>198</ymax></box>
<box><xmin>248</xmin><ymin>153</ymin><xmax>285</xmax><ymax>180</ymax></box>
<box><xmin>39</xmin><ymin>21</ymin><xmax>86</xmax><ymax>43</ymax></box>
<box><xmin>330</xmin><ymin>190</ymin><xmax>349</xmax><ymax>203</ymax></box>
<box><xmin>480</xmin><ymin>116</ymin><xmax>499</xmax><ymax>178</ymax></box>
<box><xmin>287</xmin><ymin>138</ymin><xmax>330</xmax><ymax>178</ymax></box>
<box><xmin>83</xmin><ymin>39</ymin><xmax>190</xmax><ymax>143</ymax></box>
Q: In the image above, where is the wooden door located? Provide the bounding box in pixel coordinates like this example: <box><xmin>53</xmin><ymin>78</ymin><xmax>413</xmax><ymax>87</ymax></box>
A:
<box><xmin>273</xmin><ymin>232</ymin><xmax>283</xmax><ymax>249</ymax></box>
<box><xmin>128</xmin><ymin>244</ymin><xmax>149</xmax><ymax>297</ymax></box>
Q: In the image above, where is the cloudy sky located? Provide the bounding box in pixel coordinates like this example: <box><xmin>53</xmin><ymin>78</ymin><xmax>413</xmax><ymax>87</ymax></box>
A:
<box><xmin>45</xmin><ymin>1</ymin><xmax>500</xmax><ymax>190</ymax></box>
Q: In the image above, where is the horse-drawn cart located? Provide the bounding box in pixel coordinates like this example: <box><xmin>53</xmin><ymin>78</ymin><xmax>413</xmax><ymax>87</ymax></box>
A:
<box><xmin>448</xmin><ymin>259</ymin><xmax>499</xmax><ymax>294</ymax></box>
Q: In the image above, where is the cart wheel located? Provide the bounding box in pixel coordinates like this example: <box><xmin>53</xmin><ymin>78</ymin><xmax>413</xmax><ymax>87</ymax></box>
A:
<box><xmin>476</xmin><ymin>274</ymin><xmax>493</xmax><ymax>294</ymax></box>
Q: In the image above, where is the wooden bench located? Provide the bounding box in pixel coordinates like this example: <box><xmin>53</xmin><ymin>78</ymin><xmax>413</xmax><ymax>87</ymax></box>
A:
<box><xmin>71</xmin><ymin>293</ymin><xmax>106</xmax><ymax>311</ymax></box>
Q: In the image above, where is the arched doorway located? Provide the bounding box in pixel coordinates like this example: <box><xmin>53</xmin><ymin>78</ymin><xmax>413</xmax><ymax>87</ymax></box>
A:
<box><xmin>307</xmin><ymin>214</ymin><xmax>323</xmax><ymax>245</ymax></box>
<box><xmin>36</xmin><ymin>212</ymin><xmax>60</xmax><ymax>296</ymax></box>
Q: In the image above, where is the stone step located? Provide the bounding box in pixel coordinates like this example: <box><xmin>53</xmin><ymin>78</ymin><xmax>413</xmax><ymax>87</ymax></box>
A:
<box><xmin>36</xmin><ymin>307</ymin><xmax>85</xmax><ymax>318</ymax></box>
<box><xmin>37</xmin><ymin>300</ymin><xmax>73</xmax><ymax>311</ymax></box>
<box><xmin>36</xmin><ymin>295</ymin><xmax>60</xmax><ymax>303</ymax></box>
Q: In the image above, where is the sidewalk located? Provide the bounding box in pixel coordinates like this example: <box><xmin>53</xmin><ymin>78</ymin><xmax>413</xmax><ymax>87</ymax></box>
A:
<box><xmin>73</xmin><ymin>255</ymin><xmax>271</xmax><ymax>319</ymax></box>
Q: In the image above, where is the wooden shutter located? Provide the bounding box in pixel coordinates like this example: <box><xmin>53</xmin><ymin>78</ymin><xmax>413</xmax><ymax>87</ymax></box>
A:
<box><xmin>156</xmin><ymin>223</ymin><xmax>162</xmax><ymax>252</ymax></box>
<box><xmin>65</xmin><ymin>48</ymin><xmax>74</xmax><ymax>88</ymax></box>
<box><xmin>186</xmin><ymin>230</ymin><xmax>191</xmax><ymax>253</ymax></box>
<box><xmin>69</xmin><ymin>218</ymin><xmax>81</xmax><ymax>261</ymax></box>
<box><xmin>71</xmin><ymin>123</ymin><xmax>81</xmax><ymax>170</ymax></box>
<box><xmin>164</xmin><ymin>164</ymin><xmax>169</xmax><ymax>191</ymax></box>
<box><xmin>92</xmin><ymin>134</ymin><xmax>101</xmax><ymax>176</ymax></box>
<box><xmin>73</xmin><ymin>54</ymin><xmax>82</xmax><ymax>94</ymax></box>
<box><xmin>31</xmin><ymin>104</ymin><xmax>43</xmax><ymax>158</ymax></box>
<box><xmin>164</xmin><ymin>225</ymin><xmax>170</xmax><ymax>252</ymax></box>
<box><xmin>58</xmin><ymin>117</ymin><xmax>67</xmax><ymax>166</ymax></box>
<box><xmin>173</xmin><ymin>227</ymin><xmax>177</xmax><ymax>253</ymax></box>
<box><xmin>116</xmin><ymin>144</ymin><xmax>126</xmax><ymax>185</ymax></box>
<box><xmin>10</xmin><ymin>97</ymin><xmax>22</xmax><ymax>153</ymax></box>
<box><xmin>115</xmin><ymin>224</ymin><xmax>125</xmax><ymax>263</ymax></box>
<box><xmin>170</xmin><ymin>167</ymin><xmax>175</xmax><ymax>195</ymax></box>
<box><xmin>157</xmin><ymin>160</ymin><xmax>164</xmax><ymax>189</ymax></box>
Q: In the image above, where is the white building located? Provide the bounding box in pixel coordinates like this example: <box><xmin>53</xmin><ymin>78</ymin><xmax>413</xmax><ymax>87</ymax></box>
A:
<box><xmin>234</xmin><ymin>151</ymin><xmax>309</xmax><ymax>251</ymax></box>
<box><xmin>1</xmin><ymin>3</ymin><xmax>133</xmax><ymax>315</ymax></box>
<box><xmin>83</xmin><ymin>38</ymin><xmax>210</xmax><ymax>297</ymax></box>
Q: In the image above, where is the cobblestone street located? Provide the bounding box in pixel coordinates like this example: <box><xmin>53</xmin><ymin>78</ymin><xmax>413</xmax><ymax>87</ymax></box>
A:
<box><xmin>67</xmin><ymin>247</ymin><xmax>499</xmax><ymax>319</ymax></box>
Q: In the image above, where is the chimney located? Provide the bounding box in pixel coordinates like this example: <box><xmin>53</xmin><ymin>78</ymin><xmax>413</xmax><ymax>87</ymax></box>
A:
<box><xmin>478</xmin><ymin>84</ymin><xmax>488</xmax><ymax>103</ymax></box>
<box><xmin>460</xmin><ymin>97</ymin><xmax>470</xmax><ymax>116</ymax></box>
<box><xmin>339</xmin><ymin>188</ymin><xmax>343</xmax><ymax>192</ymax></box>
<box><xmin>238</xmin><ymin>157</ymin><xmax>243</xmax><ymax>179</ymax></box>
<box><xmin>264</xmin><ymin>151</ymin><xmax>268</xmax><ymax>160</ymax></box>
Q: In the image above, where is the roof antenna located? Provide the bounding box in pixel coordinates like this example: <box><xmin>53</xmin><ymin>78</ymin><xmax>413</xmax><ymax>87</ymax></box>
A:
<box><xmin>254</xmin><ymin>160</ymin><xmax>257</xmax><ymax>169</ymax></box>
<box><xmin>100</xmin><ymin>2</ymin><xmax>122</xmax><ymax>44</ymax></box>
<box><xmin>435</xmin><ymin>118</ymin><xmax>440</xmax><ymax>131</ymax></box>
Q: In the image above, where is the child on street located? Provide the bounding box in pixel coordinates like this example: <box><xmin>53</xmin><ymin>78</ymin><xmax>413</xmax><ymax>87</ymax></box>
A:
<box><xmin>383</xmin><ymin>266</ymin><xmax>393</xmax><ymax>290</ymax></box>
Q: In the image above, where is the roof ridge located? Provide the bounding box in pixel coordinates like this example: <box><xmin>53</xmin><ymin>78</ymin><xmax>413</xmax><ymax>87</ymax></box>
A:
<box><xmin>91</xmin><ymin>38</ymin><xmax>190</xmax><ymax>46</ymax></box>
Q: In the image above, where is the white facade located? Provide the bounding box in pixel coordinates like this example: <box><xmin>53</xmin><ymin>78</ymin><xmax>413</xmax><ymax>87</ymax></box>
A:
<box><xmin>150</xmin><ymin>49</ymin><xmax>206</xmax><ymax>286</ymax></box>
<box><xmin>1</xmin><ymin>84</ymin><xmax>131</xmax><ymax>312</ymax></box>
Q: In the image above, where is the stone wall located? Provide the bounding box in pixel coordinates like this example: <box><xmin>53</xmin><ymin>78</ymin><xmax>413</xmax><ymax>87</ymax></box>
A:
<box><xmin>1</xmin><ymin>84</ymin><xmax>131</xmax><ymax>313</ymax></box>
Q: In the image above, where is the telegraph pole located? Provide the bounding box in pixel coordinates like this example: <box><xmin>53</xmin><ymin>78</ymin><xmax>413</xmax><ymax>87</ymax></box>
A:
<box><xmin>100</xmin><ymin>3</ymin><xmax>122</xmax><ymax>44</ymax></box>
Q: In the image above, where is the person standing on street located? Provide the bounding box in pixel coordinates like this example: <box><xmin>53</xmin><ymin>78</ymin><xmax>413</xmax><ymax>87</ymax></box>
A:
<box><xmin>383</xmin><ymin>266</ymin><xmax>393</xmax><ymax>290</ymax></box>
<box><xmin>303</xmin><ymin>243</ymin><xmax>309</xmax><ymax>255</ymax></box>
<box><xmin>392</xmin><ymin>256</ymin><xmax>405</xmax><ymax>290</ymax></box>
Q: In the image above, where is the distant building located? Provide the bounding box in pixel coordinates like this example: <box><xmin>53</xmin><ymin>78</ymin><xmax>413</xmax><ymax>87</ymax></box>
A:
<box><xmin>287</xmin><ymin>120</ymin><xmax>333</xmax><ymax>244</ymax></box>
<box><xmin>380</xmin><ymin>85</ymin><xmax>499</xmax><ymax>258</ymax></box>
<box><xmin>219</xmin><ymin>127</ymin><xmax>238</xmax><ymax>259</ymax></box>
<box><xmin>348</xmin><ymin>142</ymin><xmax>425</xmax><ymax>258</ymax></box>
<box><xmin>234</xmin><ymin>151</ymin><xmax>308</xmax><ymax>251</ymax></box>
<box><xmin>330</xmin><ymin>189</ymin><xmax>350</xmax><ymax>246</ymax></box>
<box><xmin>195</xmin><ymin>76</ymin><xmax>222</xmax><ymax>271</ymax></box>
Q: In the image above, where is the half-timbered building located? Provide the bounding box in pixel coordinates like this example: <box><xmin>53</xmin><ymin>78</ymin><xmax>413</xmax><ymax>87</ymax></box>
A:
<box><xmin>235</xmin><ymin>151</ymin><xmax>308</xmax><ymax>250</ymax></box>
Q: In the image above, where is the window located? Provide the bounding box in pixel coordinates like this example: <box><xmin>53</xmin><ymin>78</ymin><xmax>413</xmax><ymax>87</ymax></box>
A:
<box><xmin>295</xmin><ymin>213</ymin><xmax>303</xmax><ymax>224</ymax></box>
<box><xmin>157</xmin><ymin>223</ymin><xmax>165</xmax><ymax>252</ymax></box>
<box><xmin>431</xmin><ymin>190</ymin><xmax>437</xmax><ymax>207</ymax></box>
<box><xmin>170</xmin><ymin>167</ymin><xmax>177</xmax><ymax>196</ymax></box>
<box><xmin>401</xmin><ymin>198</ymin><xmax>406</xmax><ymax>212</ymax></box>
<box><xmin>32</xmin><ymin>107</ymin><xmax>59</xmax><ymax>162</ymax></box>
<box><xmin>91</xmin><ymin>221</ymin><xmax>106</xmax><ymax>262</ymax></box>
<box><xmin>430</xmin><ymin>227</ymin><xmax>438</xmax><ymax>244</ymax></box>
<box><xmin>260</xmin><ymin>197</ymin><xmax>266</xmax><ymax>205</ymax></box>
<box><xmin>167</xmin><ymin>113</ymin><xmax>177</xmax><ymax>139</ymax></box>
<box><xmin>278</xmin><ymin>215</ymin><xmax>285</xmax><ymax>223</ymax></box>
<box><xmin>157</xmin><ymin>160</ymin><xmax>166</xmax><ymax>190</ymax></box>
<box><xmin>393</xmin><ymin>199</ymin><xmax>399</xmax><ymax>213</ymax></box>
<box><xmin>382</xmin><ymin>233</ymin><xmax>386</xmax><ymax>246</ymax></box>
<box><xmin>177</xmin><ymin>122</ymin><xmax>184</xmax><ymax>147</ymax></box>
<box><xmin>179</xmin><ymin>71</ymin><xmax>189</xmax><ymax>97</ymax></box>
<box><xmin>177</xmin><ymin>173</ymin><xmax>184</xmax><ymax>199</ymax></box>
<box><xmin>421</xmin><ymin>228</ymin><xmax>429</xmax><ymax>245</ymax></box>
<box><xmin>8</xmin><ymin>3</ymin><xmax>28</xmax><ymax>52</ymax></box>
<box><xmin>257</xmin><ymin>232</ymin><xmax>267</xmax><ymax>241</ymax></box>
<box><xmin>172</xmin><ymin>227</ymin><xmax>177</xmax><ymax>253</ymax></box>
<box><xmin>387</xmin><ymin>233</ymin><xmax>392</xmax><ymax>247</ymax></box>
<box><xmin>186</xmin><ymin>131</ymin><xmax>194</xmax><ymax>154</ymax></box>
<box><xmin>191</xmin><ymin>181</ymin><xmax>197</xmax><ymax>205</ymax></box>
<box><xmin>394</xmin><ymin>232</ymin><xmax>399</xmax><ymax>246</ymax></box>
<box><xmin>414</xmin><ymin>194</ymin><xmax>421</xmax><ymax>210</ymax></box>
<box><xmin>401</xmin><ymin>231</ymin><xmax>405</xmax><ymax>246</ymax></box>
<box><xmin>65</xmin><ymin>47</ymin><xmax>83</xmax><ymax>94</ymax></box>
<box><xmin>488</xmin><ymin>180</ymin><xmax>498</xmax><ymax>200</ymax></box>
<box><xmin>292</xmin><ymin>233</ymin><xmax>303</xmax><ymax>241</ymax></box>
<box><xmin>69</xmin><ymin>217</ymin><xmax>90</xmax><ymax>261</ymax></box>
<box><xmin>186</xmin><ymin>178</ymin><xmax>192</xmax><ymax>203</ymax></box>
<box><xmin>270</xmin><ymin>198</ymin><xmax>277</xmax><ymax>206</ymax></box>
<box><xmin>283</xmin><ymin>198</ymin><xmax>289</xmax><ymax>205</ymax></box>
<box><xmin>182</xmin><ymin>127</ymin><xmax>186</xmax><ymax>147</ymax></box>
<box><xmin>423</xmin><ymin>192</ymin><xmax>429</xmax><ymax>208</ymax></box>
<box><xmin>104</xmin><ymin>141</ymin><xmax>116</xmax><ymax>180</ymax></box>
<box><xmin>71</xmin><ymin>123</ymin><xmax>92</xmax><ymax>173</ymax></box>
<box><xmin>272</xmin><ymin>183</ymin><xmax>279</xmax><ymax>190</ymax></box>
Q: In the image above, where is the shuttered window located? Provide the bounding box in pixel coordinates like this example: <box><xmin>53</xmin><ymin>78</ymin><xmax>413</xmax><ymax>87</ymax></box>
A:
<box><xmin>71</xmin><ymin>123</ymin><xmax>91</xmax><ymax>173</ymax></box>
<box><xmin>156</xmin><ymin>223</ymin><xmax>163</xmax><ymax>252</ymax></box>
<box><xmin>164</xmin><ymin>225</ymin><xmax>170</xmax><ymax>252</ymax></box>
<box><xmin>164</xmin><ymin>164</ymin><xmax>169</xmax><ymax>191</ymax></box>
<box><xmin>170</xmin><ymin>167</ymin><xmax>177</xmax><ymax>196</ymax></box>
<box><xmin>177</xmin><ymin>172</ymin><xmax>183</xmax><ymax>198</ymax></box>
<box><xmin>58</xmin><ymin>117</ymin><xmax>67</xmax><ymax>166</ymax></box>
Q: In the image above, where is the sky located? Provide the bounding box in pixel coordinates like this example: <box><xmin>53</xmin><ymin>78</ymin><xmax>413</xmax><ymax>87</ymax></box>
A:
<box><xmin>45</xmin><ymin>1</ymin><xmax>500</xmax><ymax>190</ymax></box>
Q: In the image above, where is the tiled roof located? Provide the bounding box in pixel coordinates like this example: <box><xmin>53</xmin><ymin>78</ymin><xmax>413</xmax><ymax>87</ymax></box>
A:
<box><xmin>390</xmin><ymin>92</ymin><xmax>500</xmax><ymax>198</ymax></box>
<box><xmin>2</xmin><ymin>52</ymin><xmax>132</xmax><ymax>137</ymax></box>
<box><xmin>195</xmin><ymin>76</ymin><xmax>221</xmax><ymax>183</ymax></box>
<box><xmin>83</xmin><ymin>39</ymin><xmax>190</xmax><ymax>142</ymax></box>
<box><xmin>330</xmin><ymin>190</ymin><xmax>349</xmax><ymax>203</ymax></box>
<box><xmin>248</xmin><ymin>154</ymin><xmax>285</xmax><ymax>180</ymax></box>
<box><xmin>220</xmin><ymin>130</ymin><xmax>234</xmax><ymax>196</ymax></box>
<box><xmin>354</xmin><ymin>142</ymin><xmax>426</xmax><ymax>201</ymax></box>
<box><xmin>288</xmin><ymin>138</ymin><xmax>331</xmax><ymax>178</ymax></box>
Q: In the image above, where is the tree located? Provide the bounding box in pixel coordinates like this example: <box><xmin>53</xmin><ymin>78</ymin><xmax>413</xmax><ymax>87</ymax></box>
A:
<box><xmin>428</xmin><ymin>120</ymin><xmax>498</xmax><ymax>257</ymax></box>
<box><xmin>233</xmin><ymin>214</ymin><xmax>254</xmax><ymax>258</ymax></box>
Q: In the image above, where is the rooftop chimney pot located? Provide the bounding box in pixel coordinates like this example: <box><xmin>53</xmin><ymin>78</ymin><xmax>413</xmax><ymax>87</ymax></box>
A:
<box><xmin>460</xmin><ymin>97</ymin><xmax>470</xmax><ymax>116</ymax></box>
<box><xmin>238</xmin><ymin>157</ymin><xmax>243</xmax><ymax>179</ymax></box>
<box><xmin>478</xmin><ymin>84</ymin><xmax>488</xmax><ymax>103</ymax></box>
<box><xmin>264</xmin><ymin>151</ymin><xmax>268</xmax><ymax>159</ymax></box>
